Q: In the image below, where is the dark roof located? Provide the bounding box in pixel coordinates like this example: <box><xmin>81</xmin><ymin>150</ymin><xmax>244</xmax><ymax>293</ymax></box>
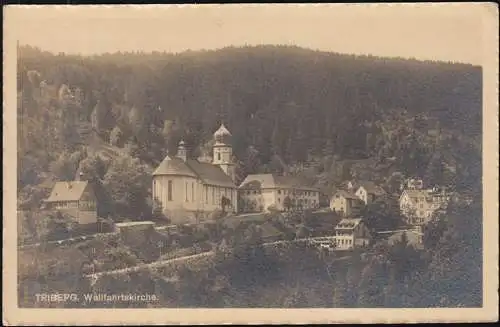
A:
<box><xmin>239</xmin><ymin>174</ymin><xmax>276</xmax><ymax>189</ymax></box>
<box><xmin>186</xmin><ymin>159</ymin><xmax>235</xmax><ymax>188</ymax></box>
<box><xmin>153</xmin><ymin>156</ymin><xmax>198</xmax><ymax>178</ymax></box>
<box><xmin>239</xmin><ymin>173</ymin><xmax>318</xmax><ymax>191</ymax></box>
<box><xmin>334</xmin><ymin>190</ymin><xmax>359</xmax><ymax>200</ymax></box>
<box><xmin>357</xmin><ymin>181</ymin><xmax>386</xmax><ymax>195</ymax></box>
<box><xmin>45</xmin><ymin>181</ymin><xmax>89</xmax><ymax>202</ymax></box>
<box><xmin>335</xmin><ymin>218</ymin><xmax>363</xmax><ymax>230</ymax></box>
<box><xmin>153</xmin><ymin>156</ymin><xmax>236</xmax><ymax>188</ymax></box>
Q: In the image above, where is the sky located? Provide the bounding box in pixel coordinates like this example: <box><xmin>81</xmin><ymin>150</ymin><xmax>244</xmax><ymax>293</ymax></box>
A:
<box><xmin>8</xmin><ymin>4</ymin><xmax>490</xmax><ymax>65</ymax></box>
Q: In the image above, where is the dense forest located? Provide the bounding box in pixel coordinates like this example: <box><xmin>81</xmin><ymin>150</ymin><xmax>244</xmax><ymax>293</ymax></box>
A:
<box><xmin>17</xmin><ymin>44</ymin><xmax>482</xmax><ymax>219</ymax></box>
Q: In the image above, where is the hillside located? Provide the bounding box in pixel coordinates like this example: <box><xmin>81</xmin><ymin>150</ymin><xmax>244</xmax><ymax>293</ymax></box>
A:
<box><xmin>17</xmin><ymin>44</ymin><xmax>482</xmax><ymax>218</ymax></box>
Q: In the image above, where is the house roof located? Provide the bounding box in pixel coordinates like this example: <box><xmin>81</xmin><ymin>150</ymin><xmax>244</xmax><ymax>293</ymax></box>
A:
<box><xmin>335</xmin><ymin>218</ymin><xmax>363</xmax><ymax>230</ymax></box>
<box><xmin>238</xmin><ymin>173</ymin><xmax>318</xmax><ymax>191</ymax></box>
<box><xmin>153</xmin><ymin>156</ymin><xmax>198</xmax><ymax>178</ymax></box>
<box><xmin>45</xmin><ymin>181</ymin><xmax>89</xmax><ymax>202</ymax></box>
<box><xmin>186</xmin><ymin>159</ymin><xmax>236</xmax><ymax>188</ymax></box>
<box><xmin>357</xmin><ymin>181</ymin><xmax>386</xmax><ymax>196</ymax></box>
<box><xmin>333</xmin><ymin>190</ymin><xmax>359</xmax><ymax>200</ymax></box>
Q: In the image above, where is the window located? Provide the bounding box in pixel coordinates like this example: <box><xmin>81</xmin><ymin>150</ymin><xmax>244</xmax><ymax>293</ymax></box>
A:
<box><xmin>205</xmin><ymin>186</ymin><xmax>208</xmax><ymax>204</ymax></box>
<box><xmin>217</xmin><ymin>152</ymin><xmax>221</xmax><ymax>161</ymax></box>
<box><xmin>278</xmin><ymin>198</ymin><xmax>281</xmax><ymax>203</ymax></box>
<box><xmin>185</xmin><ymin>182</ymin><xmax>189</xmax><ymax>202</ymax></box>
<box><xmin>168</xmin><ymin>180</ymin><xmax>173</xmax><ymax>201</ymax></box>
<box><xmin>212</xmin><ymin>187</ymin><xmax>215</xmax><ymax>204</ymax></box>
<box><xmin>253</xmin><ymin>190</ymin><xmax>257</xmax><ymax>195</ymax></box>
<box><xmin>278</xmin><ymin>190</ymin><xmax>281</xmax><ymax>195</ymax></box>
<box><xmin>192</xmin><ymin>182</ymin><xmax>194</xmax><ymax>202</ymax></box>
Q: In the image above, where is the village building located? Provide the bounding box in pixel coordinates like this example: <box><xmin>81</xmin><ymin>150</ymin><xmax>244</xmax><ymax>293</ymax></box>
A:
<box><xmin>330</xmin><ymin>190</ymin><xmax>364</xmax><ymax>217</ymax></box>
<box><xmin>333</xmin><ymin>218</ymin><xmax>372</xmax><ymax>250</ymax></box>
<box><xmin>43</xmin><ymin>180</ymin><xmax>98</xmax><ymax>225</ymax></box>
<box><xmin>238</xmin><ymin>173</ymin><xmax>320</xmax><ymax>212</ymax></box>
<box><xmin>354</xmin><ymin>181</ymin><xmax>387</xmax><ymax>205</ymax></box>
<box><xmin>399</xmin><ymin>187</ymin><xmax>450</xmax><ymax>225</ymax></box>
<box><xmin>404</xmin><ymin>178</ymin><xmax>424</xmax><ymax>190</ymax></box>
<box><xmin>152</xmin><ymin>124</ymin><xmax>238</xmax><ymax>217</ymax></box>
<box><xmin>378</xmin><ymin>228</ymin><xmax>425</xmax><ymax>250</ymax></box>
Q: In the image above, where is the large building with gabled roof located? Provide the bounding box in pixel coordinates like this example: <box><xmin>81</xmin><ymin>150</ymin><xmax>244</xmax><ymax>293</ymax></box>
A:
<box><xmin>238</xmin><ymin>173</ymin><xmax>320</xmax><ymax>212</ymax></box>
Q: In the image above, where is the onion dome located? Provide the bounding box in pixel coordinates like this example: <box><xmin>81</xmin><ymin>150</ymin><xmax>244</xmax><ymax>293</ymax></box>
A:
<box><xmin>214</xmin><ymin>124</ymin><xmax>232</xmax><ymax>144</ymax></box>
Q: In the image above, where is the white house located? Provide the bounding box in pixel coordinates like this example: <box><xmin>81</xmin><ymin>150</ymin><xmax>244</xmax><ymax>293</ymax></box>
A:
<box><xmin>152</xmin><ymin>124</ymin><xmax>238</xmax><ymax>217</ymax></box>
<box><xmin>399</xmin><ymin>187</ymin><xmax>450</xmax><ymax>225</ymax></box>
<box><xmin>330</xmin><ymin>190</ymin><xmax>364</xmax><ymax>217</ymax></box>
<box><xmin>334</xmin><ymin>218</ymin><xmax>372</xmax><ymax>250</ymax></box>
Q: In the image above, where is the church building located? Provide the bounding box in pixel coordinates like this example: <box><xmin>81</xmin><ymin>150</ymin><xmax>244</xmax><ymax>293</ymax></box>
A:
<box><xmin>152</xmin><ymin>124</ymin><xmax>238</xmax><ymax>216</ymax></box>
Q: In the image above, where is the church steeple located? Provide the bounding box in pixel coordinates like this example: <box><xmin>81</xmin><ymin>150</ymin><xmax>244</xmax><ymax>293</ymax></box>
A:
<box><xmin>177</xmin><ymin>139</ymin><xmax>187</xmax><ymax>161</ymax></box>
<box><xmin>212</xmin><ymin>124</ymin><xmax>235</xmax><ymax>181</ymax></box>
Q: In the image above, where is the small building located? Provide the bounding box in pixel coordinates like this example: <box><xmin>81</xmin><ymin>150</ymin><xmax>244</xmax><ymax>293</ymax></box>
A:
<box><xmin>334</xmin><ymin>218</ymin><xmax>372</xmax><ymax>250</ymax></box>
<box><xmin>354</xmin><ymin>181</ymin><xmax>386</xmax><ymax>205</ymax></box>
<box><xmin>330</xmin><ymin>190</ymin><xmax>364</xmax><ymax>217</ymax></box>
<box><xmin>238</xmin><ymin>174</ymin><xmax>320</xmax><ymax>213</ymax></box>
<box><xmin>43</xmin><ymin>181</ymin><xmax>97</xmax><ymax>225</ymax></box>
<box><xmin>399</xmin><ymin>187</ymin><xmax>450</xmax><ymax>225</ymax></box>
<box><xmin>378</xmin><ymin>228</ymin><xmax>424</xmax><ymax>250</ymax></box>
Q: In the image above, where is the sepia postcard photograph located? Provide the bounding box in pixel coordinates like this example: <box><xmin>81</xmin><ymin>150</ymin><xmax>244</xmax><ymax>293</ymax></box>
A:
<box><xmin>3</xmin><ymin>3</ymin><xmax>499</xmax><ymax>325</ymax></box>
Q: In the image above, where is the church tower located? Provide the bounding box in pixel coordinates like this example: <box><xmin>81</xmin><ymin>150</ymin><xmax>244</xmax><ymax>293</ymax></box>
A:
<box><xmin>212</xmin><ymin>124</ymin><xmax>235</xmax><ymax>182</ymax></box>
<box><xmin>176</xmin><ymin>139</ymin><xmax>187</xmax><ymax>161</ymax></box>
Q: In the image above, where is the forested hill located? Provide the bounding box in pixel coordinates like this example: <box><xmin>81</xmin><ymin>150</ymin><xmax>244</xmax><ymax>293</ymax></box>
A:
<box><xmin>18</xmin><ymin>45</ymin><xmax>482</xmax><ymax>212</ymax></box>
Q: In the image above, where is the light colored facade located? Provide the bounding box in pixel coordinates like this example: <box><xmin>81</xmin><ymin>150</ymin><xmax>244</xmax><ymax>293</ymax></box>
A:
<box><xmin>152</xmin><ymin>124</ymin><xmax>238</xmax><ymax>216</ymax></box>
<box><xmin>399</xmin><ymin>187</ymin><xmax>450</xmax><ymax>225</ymax></box>
<box><xmin>238</xmin><ymin>174</ymin><xmax>320</xmax><ymax>212</ymax></box>
<box><xmin>334</xmin><ymin>218</ymin><xmax>372</xmax><ymax>250</ymax></box>
<box><xmin>354</xmin><ymin>181</ymin><xmax>386</xmax><ymax>205</ymax></box>
<box><xmin>43</xmin><ymin>181</ymin><xmax>98</xmax><ymax>224</ymax></box>
<box><xmin>330</xmin><ymin>190</ymin><xmax>364</xmax><ymax>217</ymax></box>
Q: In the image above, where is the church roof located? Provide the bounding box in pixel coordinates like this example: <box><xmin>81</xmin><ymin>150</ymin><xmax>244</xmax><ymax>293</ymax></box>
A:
<box><xmin>185</xmin><ymin>159</ymin><xmax>236</xmax><ymax>188</ymax></box>
<box><xmin>45</xmin><ymin>181</ymin><xmax>89</xmax><ymax>202</ymax></box>
<box><xmin>153</xmin><ymin>156</ymin><xmax>198</xmax><ymax>178</ymax></box>
<box><xmin>153</xmin><ymin>155</ymin><xmax>236</xmax><ymax>187</ymax></box>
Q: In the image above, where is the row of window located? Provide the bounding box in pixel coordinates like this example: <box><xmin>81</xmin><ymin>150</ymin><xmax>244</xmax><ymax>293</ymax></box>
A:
<box><xmin>158</xmin><ymin>180</ymin><xmax>234</xmax><ymax>206</ymax></box>
<box><xmin>53</xmin><ymin>201</ymin><xmax>96</xmax><ymax>210</ymax></box>
<box><xmin>242</xmin><ymin>189</ymin><xmax>318</xmax><ymax>196</ymax></box>
<box><xmin>277</xmin><ymin>198</ymin><xmax>317</xmax><ymax>205</ymax></box>
<box><xmin>337</xmin><ymin>238</ymin><xmax>353</xmax><ymax>246</ymax></box>
<box><xmin>277</xmin><ymin>189</ymin><xmax>317</xmax><ymax>197</ymax></box>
